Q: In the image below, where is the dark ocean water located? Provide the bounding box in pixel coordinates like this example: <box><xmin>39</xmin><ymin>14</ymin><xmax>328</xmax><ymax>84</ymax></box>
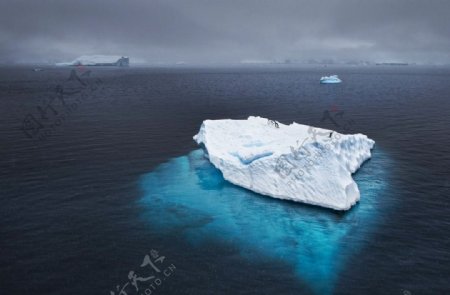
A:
<box><xmin>1</xmin><ymin>65</ymin><xmax>449</xmax><ymax>295</ymax></box>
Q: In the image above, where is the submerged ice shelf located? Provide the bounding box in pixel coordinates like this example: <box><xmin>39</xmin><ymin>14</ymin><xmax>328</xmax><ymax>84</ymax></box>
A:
<box><xmin>138</xmin><ymin>148</ymin><xmax>390</xmax><ymax>295</ymax></box>
<box><xmin>194</xmin><ymin>116</ymin><xmax>375</xmax><ymax>210</ymax></box>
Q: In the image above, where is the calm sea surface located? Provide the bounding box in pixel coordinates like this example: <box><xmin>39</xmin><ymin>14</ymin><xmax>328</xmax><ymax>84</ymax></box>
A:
<box><xmin>1</xmin><ymin>65</ymin><xmax>449</xmax><ymax>294</ymax></box>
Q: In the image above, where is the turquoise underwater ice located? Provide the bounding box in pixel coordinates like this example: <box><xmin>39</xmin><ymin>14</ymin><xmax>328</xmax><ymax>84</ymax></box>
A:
<box><xmin>138</xmin><ymin>148</ymin><xmax>390</xmax><ymax>294</ymax></box>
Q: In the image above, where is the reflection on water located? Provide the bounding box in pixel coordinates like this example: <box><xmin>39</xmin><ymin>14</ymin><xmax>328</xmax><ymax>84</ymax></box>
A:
<box><xmin>138</xmin><ymin>148</ymin><xmax>390</xmax><ymax>294</ymax></box>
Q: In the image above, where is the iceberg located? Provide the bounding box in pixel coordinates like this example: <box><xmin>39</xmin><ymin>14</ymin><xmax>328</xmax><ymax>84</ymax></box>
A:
<box><xmin>193</xmin><ymin>116</ymin><xmax>375</xmax><ymax>210</ymax></box>
<box><xmin>320</xmin><ymin>75</ymin><xmax>342</xmax><ymax>84</ymax></box>
<box><xmin>55</xmin><ymin>55</ymin><xmax>129</xmax><ymax>66</ymax></box>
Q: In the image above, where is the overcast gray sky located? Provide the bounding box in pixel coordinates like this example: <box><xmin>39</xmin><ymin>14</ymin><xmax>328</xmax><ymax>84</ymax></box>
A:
<box><xmin>1</xmin><ymin>0</ymin><xmax>449</xmax><ymax>64</ymax></box>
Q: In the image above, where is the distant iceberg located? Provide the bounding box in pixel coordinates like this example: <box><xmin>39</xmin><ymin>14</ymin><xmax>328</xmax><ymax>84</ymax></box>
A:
<box><xmin>194</xmin><ymin>116</ymin><xmax>374</xmax><ymax>210</ymax></box>
<box><xmin>320</xmin><ymin>75</ymin><xmax>342</xmax><ymax>84</ymax></box>
<box><xmin>56</xmin><ymin>55</ymin><xmax>129</xmax><ymax>67</ymax></box>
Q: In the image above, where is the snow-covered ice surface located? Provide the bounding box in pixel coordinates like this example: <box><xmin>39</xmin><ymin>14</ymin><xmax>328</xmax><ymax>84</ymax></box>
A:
<box><xmin>194</xmin><ymin>116</ymin><xmax>375</xmax><ymax>210</ymax></box>
<box><xmin>56</xmin><ymin>55</ymin><xmax>127</xmax><ymax>66</ymax></box>
<box><xmin>320</xmin><ymin>75</ymin><xmax>342</xmax><ymax>84</ymax></box>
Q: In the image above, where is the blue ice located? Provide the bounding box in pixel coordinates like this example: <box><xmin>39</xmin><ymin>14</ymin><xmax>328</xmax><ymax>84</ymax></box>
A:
<box><xmin>138</xmin><ymin>148</ymin><xmax>390</xmax><ymax>294</ymax></box>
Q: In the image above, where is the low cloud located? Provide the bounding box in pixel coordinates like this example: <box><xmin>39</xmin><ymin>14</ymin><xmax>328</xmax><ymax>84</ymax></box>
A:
<box><xmin>1</xmin><ymin>0</ymin><xmax>449</xmax><ymax>64</ymax></box>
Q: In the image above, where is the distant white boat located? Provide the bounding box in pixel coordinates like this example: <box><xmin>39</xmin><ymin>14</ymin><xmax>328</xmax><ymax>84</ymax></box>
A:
<box><xmin>320</xmin><ymin>75</ymin><xmax>342</xmax><ymax>84</ymax></box>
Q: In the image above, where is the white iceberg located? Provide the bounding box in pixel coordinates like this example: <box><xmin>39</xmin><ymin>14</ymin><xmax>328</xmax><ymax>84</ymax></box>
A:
<box><xmin>320</xmin><ymin>75</ymin><xmax>342</xmax><ymax>84</ymax></box>
<box><xmin>193</xmin><ymin>116</ymin><xmax>375</xmax><ymax>210</ymax></box>
<box><xmin>56</xmin><ymin>55</ymin><xmax>129</xmax><ymax>66</ymax></box>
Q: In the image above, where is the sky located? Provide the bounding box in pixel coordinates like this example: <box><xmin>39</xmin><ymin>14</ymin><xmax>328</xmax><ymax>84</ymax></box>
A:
<box><xmin>0</xmin><ymin>0</ymin><xmax>449</xmax><ymax>64</ymax></box>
